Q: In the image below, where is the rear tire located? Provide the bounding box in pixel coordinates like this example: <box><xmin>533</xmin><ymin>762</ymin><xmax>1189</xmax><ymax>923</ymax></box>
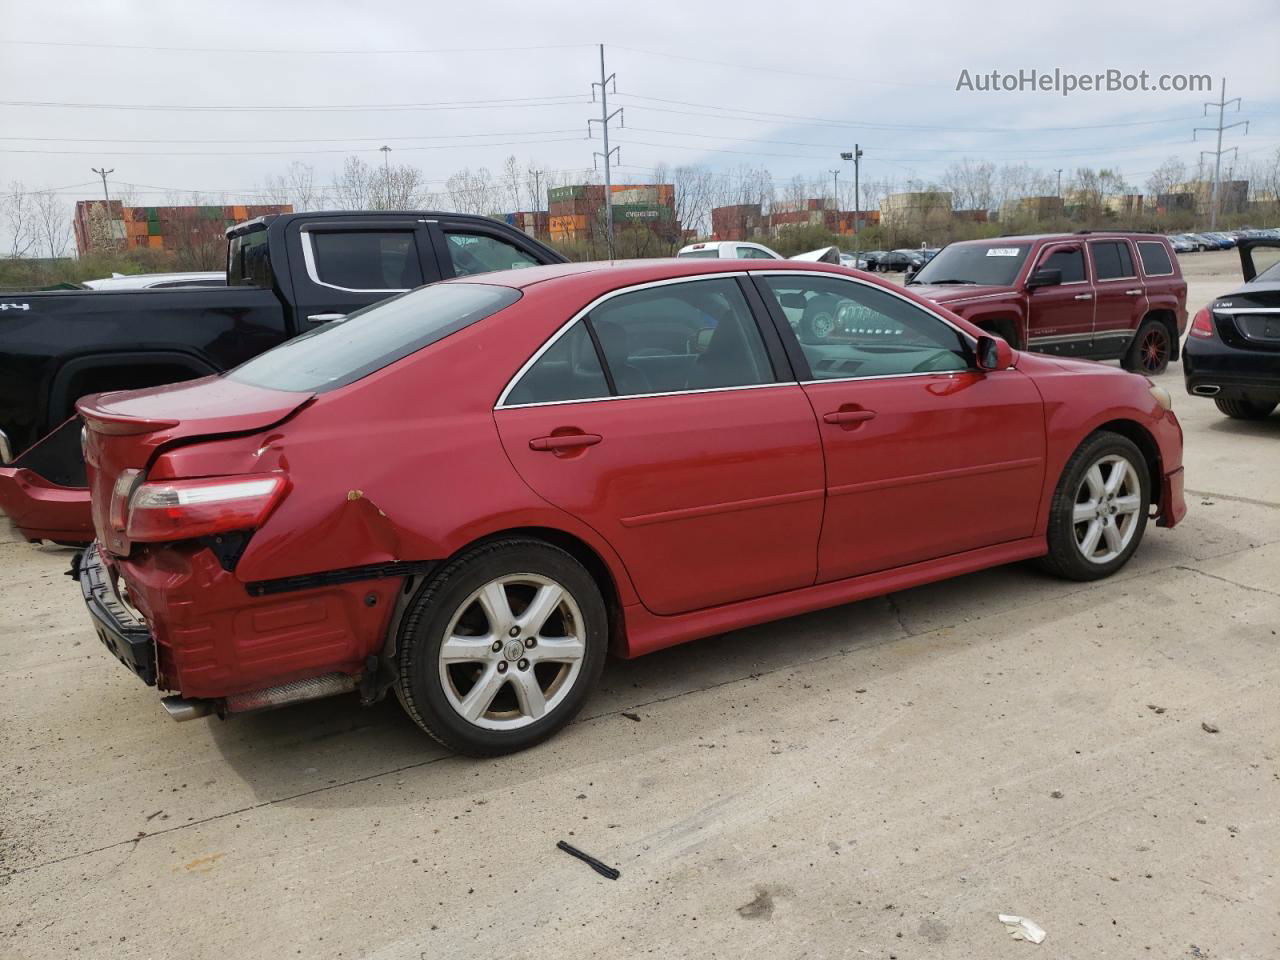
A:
<box><xmin>1214</xmin><ymin>397</ymin><xmax>1277</xmax><ymax>420</ymax></box>
<box><xmin>395</xmin><ymin>538</ymin><xmax>607</xmax><ymax>756</ymax></box>
<box><xmin>1122</xmin><ymin>318</ymin><xmax>1172</xmax><ymax>375</ymax></box>
<box><xmin>1038</xmin><ymin>431</ymin><xmax>1150</xmax><ymax>582</ymax></box>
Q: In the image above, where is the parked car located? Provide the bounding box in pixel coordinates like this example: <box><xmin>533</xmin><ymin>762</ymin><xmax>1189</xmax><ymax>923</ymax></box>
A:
<box><xmin>905</xmin><ymin>233</ymin><xmax>1187</xmax><ymax>374</ymax></box>
<box><xmin>1201</xmin><ymin>232</ymin><xmax>1237</xmax><ymax>249</ymax></box>
<box><xmin>859</xmin><ymin>250</ymin><xmax>887</xmax><ymax>271</ymax></box>
<box><xmin>75</xmin><ymin>258</ymin><xmax>1186</xmax><ymax>755</ymax></box>
<box><xmin>920</xmin><ymin>247</ymin><xmax>941</xmax><ymax>263</ymax></box>
<box><xmin>1183</xmin><ymin>238</ymin><xmax>1280</xmax><ymax>420</ymax></box>
<box><xmin>82</xmin><ymin>271</ymin><xmax>226</xmax><ymax>290</ymax></box>
<box><xmin>0</xmin><ymin>211</ymin><xmax>565</xmax><ymax>544</ymax></box>
<box><xmin>1167</xmin><ymin>234</ymin><xmax>1195</xmax><ymax>254</ymax></box>
<box><xmin>676</xmin><ymin>241</ymin><xmax>842</xmax><ymax>265</ymax></box>
<box><xmin>874</xmin><ymin>250</ymin><xmax>924</xmax><ymax>272</ymax></box>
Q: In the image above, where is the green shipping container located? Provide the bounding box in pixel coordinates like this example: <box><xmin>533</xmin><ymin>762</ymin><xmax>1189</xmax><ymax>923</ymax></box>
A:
<box><xmin>146</xmin><ymin>207</ymin><xmax>159</xmax><ymax>221</ymax></box>
<box><xmin>147</xmin><ymin>220</ymin><xmax>163</xmax><ymax>236</ymax></box>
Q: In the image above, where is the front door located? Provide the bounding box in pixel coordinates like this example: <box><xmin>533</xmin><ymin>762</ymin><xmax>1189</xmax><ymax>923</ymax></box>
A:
<box><xmin>1025</xmin><ymin>242</ymin><xmax>1095</xmax><ymax>356</ymax></box>
<box><xmin>753</xmin><ymin>273</ymin><xmax>1046</xmax><ymax>582</ymax></box>
<box><xmin>495</xmin><ymin>276</ymin><xmax>825</xmax><ymax>616</ymax></box>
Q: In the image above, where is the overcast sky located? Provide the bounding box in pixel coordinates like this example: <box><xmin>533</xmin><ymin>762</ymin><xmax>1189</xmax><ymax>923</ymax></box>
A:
<box><xmin>2</xmin><ymin>0</ymin><xmax>1277</xmax><ymax>218</ymax></box>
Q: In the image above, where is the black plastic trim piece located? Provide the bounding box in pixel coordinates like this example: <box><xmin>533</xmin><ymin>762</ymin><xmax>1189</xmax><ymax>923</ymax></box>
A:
<box><xmin>245</xmin><ymin>560</ymin><xmax>439</xmax><ymax>597</ymax></box>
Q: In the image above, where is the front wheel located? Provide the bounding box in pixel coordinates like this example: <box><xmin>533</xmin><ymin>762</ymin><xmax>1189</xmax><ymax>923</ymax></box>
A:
<box><xmin>395</xmin><ymin>539</ymin><xmax>607</xmax><ymax>756</ymax></box>
<box><xmin>1214</xmin><ymin>397</ymin><xmax>1278</xmax><ymax>420</ymax></box>
<box><xmin>1039</xmin><ymin>432</ymin><xmax>1150</xmax><ymax>581</ymax></box>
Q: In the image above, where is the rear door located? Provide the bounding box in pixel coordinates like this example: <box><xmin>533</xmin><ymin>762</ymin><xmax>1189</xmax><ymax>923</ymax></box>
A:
<box><xmin>1087</xmin><ymin>238</ymin><xmax>1145</xmax><ymax>358</ymax></box>
<box><xmin>754</xmin><ymin>272</ymin><xmax>1045</xmax><ymax>582</ymax></box>
<box><xmin>286</xmin><ymin>218</ymin><xmax>439</xmax><ymax>330</ymax></box>
<box><xmin>1025</xmin><ymin>241</ymin><xmax>1095</xmax><ymax>355</ymax></box>
<box><xmin>494</xmin><ymin>275</ymin><xmax>825</xmax><ymax>616</ymax></box>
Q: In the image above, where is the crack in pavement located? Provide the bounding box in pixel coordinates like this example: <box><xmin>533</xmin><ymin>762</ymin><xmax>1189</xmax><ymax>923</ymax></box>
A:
<box><xmin>1186</xmin><ymin>488</ymin><xmax>1280</xmax><ymax>510</ymax></box>
<box><xmin>5</xmin><ymin>537</ymin><xmax>1277</xmax><ymax>881</ymax></box>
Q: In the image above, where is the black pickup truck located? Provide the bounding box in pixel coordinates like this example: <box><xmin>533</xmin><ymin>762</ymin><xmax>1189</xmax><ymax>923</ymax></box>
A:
<box><xmin>0</xmin><ymin>211</ymin><xmax>565</xmax><ymax>543</ymax></box>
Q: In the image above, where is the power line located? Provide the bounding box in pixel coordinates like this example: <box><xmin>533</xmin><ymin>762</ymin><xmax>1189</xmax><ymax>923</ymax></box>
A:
<box><xmin>0</xmin><ymin>38</ymin><xmax>593</xmax><ymax>55</ymax></box>
<box><xmin>0</xmin><ymin>94</ymin><xmax>589</xmax><ymax>113</ymax></box>
<box><xmin>0</xmin><ymin>136</ymin><xmax>588</xmax><ymax>157</ymax></box>
<box><xmin>0</xmin><ymin>128</ymin><xmax>584</xmax><ymax>145</ymax></box>
<box><xmin>611</xmin><ymin>44</ymin><xmax>934</xmax><ymax>90</ymax></box>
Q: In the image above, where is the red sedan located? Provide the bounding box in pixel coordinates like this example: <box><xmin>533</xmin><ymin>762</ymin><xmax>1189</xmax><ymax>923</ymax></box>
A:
<box><xmin>76</xmin><ymin>260</ymin><xmax>1186</xmax><ymax>755</ymax></box>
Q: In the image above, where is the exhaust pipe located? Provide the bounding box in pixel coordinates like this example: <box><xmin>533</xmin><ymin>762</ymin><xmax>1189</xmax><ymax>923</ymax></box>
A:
<box><xmin>1192</xmin><ymin>384</ymin><xmax>1221</xmax><ymax>396</ymax></box>
<box><xmin>161</xmin><ymin>696</ymin><xmax>214</xmax><ymax>722</ymax></box>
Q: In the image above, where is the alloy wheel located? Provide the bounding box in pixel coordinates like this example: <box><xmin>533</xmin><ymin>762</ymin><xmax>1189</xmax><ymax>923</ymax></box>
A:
<box><xmin>437</xmin><ymin>574</ymin><xmax>586</xmax><ymax>731</ymax></box>
<box><xmin>1072</xmin><ymin>454</ymin><xmax>1143</xmax><ymax>564</ymax></box>
<box><xmin>1138</xmin><ymin>326</ymin><xmax>1170</xmax><ymax>374</ymax></box>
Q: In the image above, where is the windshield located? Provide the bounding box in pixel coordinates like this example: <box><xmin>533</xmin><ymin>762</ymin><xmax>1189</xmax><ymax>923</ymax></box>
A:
<box><xmin>910</xmin><ymin>243</ymin><xmax>1030</xmax><ymax>286</ymax></box>
<box><xmin>677</xmin><ymin>249</ymin><xmax>720</xmax><ymax>259</ymax></box>
<box><xmin>229</xmin><ymin>282</ymin><xmax>520</xmax><ymax>392</ymax></box>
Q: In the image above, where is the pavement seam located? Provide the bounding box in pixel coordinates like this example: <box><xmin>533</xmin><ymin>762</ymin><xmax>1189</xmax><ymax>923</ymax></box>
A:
<box><xmin>1174</xmin><ymin>565</ymin><xmax>1280</xmax><ymax>598</ymax></box>
<box><xmin>1185</xmin><ymin>488</ymin><xmax>1280</xmax><ymax>510</ymax></box>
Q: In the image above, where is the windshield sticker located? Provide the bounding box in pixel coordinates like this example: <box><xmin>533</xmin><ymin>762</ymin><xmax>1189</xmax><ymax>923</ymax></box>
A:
<box><xmin>985</xmin><ymin>248</ymin><xmax>1022</xmax><ymax>257</ymax></box>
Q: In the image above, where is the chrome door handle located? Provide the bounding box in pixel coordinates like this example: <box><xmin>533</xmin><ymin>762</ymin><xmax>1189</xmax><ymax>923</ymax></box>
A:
<box><xmin>1124</xmin><ymin>289</ymin><xmax>1143</xmax><ymax>296</ymax></box>
<box><xmin>307</xmin><ymin>312</ymin><xmax>347</xmax><ymax>323</ymax></box>
<box><xmin>529</xmin><ymin>433</ymin><xmax>602</xmax><ymax>452</ymax></box>
<box><xmin>823</xmin><ymin>410</ymin><xmax>877</xmax><ymax>424</ymax></box>
<box><xmin>1073</xmin><ymin>293</ymin><xmax>1093</xmax><ymax>301</ymax></box>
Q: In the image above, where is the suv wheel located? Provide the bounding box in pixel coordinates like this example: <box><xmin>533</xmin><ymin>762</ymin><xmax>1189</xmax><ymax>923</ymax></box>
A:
<box><xmin>1039</xmin><ymin>431</ymin><xmax>1150</xmax><ymax>582</ymax></box>
<box><xmin>1214</xmin><ymin>397</ymin><xmax>1278</xmax><ymax>420</ymax></box>
<box><xmin>395</xmin><ymin>539</ymin><xmax>607</xmax><ymax>756</ymax></box>
<box><xmin>1123</xmin><ymin>319</ymin><xmax>1172</xmax><ymax>375</ymax></box>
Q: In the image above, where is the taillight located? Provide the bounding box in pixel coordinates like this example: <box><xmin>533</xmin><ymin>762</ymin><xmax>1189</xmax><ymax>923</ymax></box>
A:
<box><xmin>1189</xmin><ymin>307</ymin><xmax>1215</xmax><ymax>339</ymax></box>
<box><xmin>109</xmin><ymin>468</ymin><xmax>144</xmax><ymax>532</ymax></box>
<box><xmin>125</xmin><ymin>473</ymin><xmax>289</xmax><ymax>542</ymax></box>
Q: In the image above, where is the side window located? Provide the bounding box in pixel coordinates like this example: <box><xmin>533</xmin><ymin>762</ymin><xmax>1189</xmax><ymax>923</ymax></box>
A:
<box><xmin>504</xmin><ymin>322</ymin><xmax>608</xmax><ymax>406</ymax></box>
<box><xmin>1090</xmin><ymin>241</ymin><xmax>1135</xmax><ymax>280</ymax></box>
<box><xmin>446</xmin><ymin>232</ymin><xmax>538</xmax><ymax>278</ymax></box>
<box><xmin>309</xmin><ymin>231</ymin><xmax>423</xmax><ymax>291</ymax></box>
<box><xmin>1039</xmin><ymin>246</ymin><xmax>1086</xmax><ymax>283</ymax></box>
<box><xmin>1137</xmin><ymin>241</ymin><xmax>1174</xmax><ymax>276</ymax></box>
<box><xmin>761</xmin><ymin>276</ymin><xmax>970</xmax><ymax>379</ymax></box>
<box><xmin>588</xmin><ymin>277</ymin><xmax>775</xmax><ymax>396</ymax></box>
<box><xmin>736</xmin><ymin>246</ymin><xmax>774</xmax><ymax>259</ymax></box>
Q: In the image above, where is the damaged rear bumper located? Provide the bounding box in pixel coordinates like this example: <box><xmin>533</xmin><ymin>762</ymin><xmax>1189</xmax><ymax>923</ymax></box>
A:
<box><xmin>0</xmin><ymin>465</ymin><xmax>93</xmax><ymax>544</ymax></box>
<box><xmin>78</xmin><ymin>544</ymin><xmax>157</xmax><ymax>685</ymax></box>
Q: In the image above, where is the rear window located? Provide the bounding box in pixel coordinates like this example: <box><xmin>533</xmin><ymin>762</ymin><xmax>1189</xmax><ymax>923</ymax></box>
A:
<box><xmin>228</xmin><ymin>282</ymin><xmax>519</xmax><ymax>392</ymax></box>
<box><xmin>1137</xmin><ymin>241</ymin><xmax>1174</xmax><ymax>276</ymax></box>
<box><xmin>677</xmin><ymin>249</ymin><xmax>720</xmax><ymax>259</ymax></box>
<box><xmin>1090</xmin><ymin>241</ymin><xmax>1136</xmax><ymax>280</ymax></box>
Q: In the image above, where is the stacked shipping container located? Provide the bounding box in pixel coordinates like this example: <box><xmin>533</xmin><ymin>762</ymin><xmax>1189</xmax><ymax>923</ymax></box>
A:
<box><xmin>73</xmin><ymin>201</ymin><xmax>294</xmax><ymax>257</ymax></box>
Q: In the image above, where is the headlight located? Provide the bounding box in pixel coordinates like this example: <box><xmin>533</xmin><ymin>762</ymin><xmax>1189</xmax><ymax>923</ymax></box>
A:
<box><xmin>1148</xmin><ymin>383</ymin><xmax>1172</xmax><ymax>411</ymax></box>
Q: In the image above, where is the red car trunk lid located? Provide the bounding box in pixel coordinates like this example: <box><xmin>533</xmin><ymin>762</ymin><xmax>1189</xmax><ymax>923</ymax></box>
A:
<box><xmin>78</xmin><ymin>376</ymin><xmax>313</xmax><ymax>555</ymax></box>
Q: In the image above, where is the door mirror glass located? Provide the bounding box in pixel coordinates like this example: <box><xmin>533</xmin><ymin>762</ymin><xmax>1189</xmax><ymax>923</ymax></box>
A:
<box><xmin>975</xmin><ymin>334</ymin><xmax>1014</xmax><ymax>371</ymax></box>
<box><xmin>1026</xmin><ymin>267</ymin><xmax>1062</xmax><ymax>290</ymax></box>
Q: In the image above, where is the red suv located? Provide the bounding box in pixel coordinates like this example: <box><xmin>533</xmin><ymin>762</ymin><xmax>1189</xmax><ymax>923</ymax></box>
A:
<box><xmin>77</xmin><ymin>260</ymin><xmax>1185</xmax><ymax>755</ymax></box>
<box><xmin>907</xmin><ymin>233</ymin><xmax>1187</xmax><ymax>374</ymax></box>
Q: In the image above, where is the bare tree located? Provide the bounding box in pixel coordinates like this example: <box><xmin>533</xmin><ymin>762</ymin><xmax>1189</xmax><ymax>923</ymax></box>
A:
<box><xmin>445</xmin><ymin>167</ymin><xmax>499</xmax><ymax>215</ymax></box>
<box><xmin>2</xmin><ymin>181</ymin><xmax>37</xmax><ymax>258</ymax></box>
<box><xmin>941</xmin><ymin>159</ymin><xmax>996</xmax><ymax>211</ymax></box>
<box><xmin>331</xmin><ymin>156</ymin><xmax>379</xmax><ymax>210</ymax></box>
<box><xmin>1145</xmin><ymin>156</ymin><xmax>1188</xmax><ymax>199</ymax></box>
<box><xmin>32</xmin><ymin>190</ymin><xmax>73</xmax><ymax>260</ymax></box>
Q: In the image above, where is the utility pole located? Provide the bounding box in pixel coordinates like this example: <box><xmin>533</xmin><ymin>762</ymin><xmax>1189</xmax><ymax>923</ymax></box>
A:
<box><xmin>1195</xmin><ymin>78</ymin><xmax>1248</xmax><ymax>230</ymax></box>
<box><xmin>829</xmin><ymin>169</ymin><xmax>840</xmax><ymax>214</ymax></box>
<box><xmin>588</xmin><ymin>43</ymin><xmax>622</xmax><ymax>259</ymax></box>
<box><xmin>90</xmin><ymin>167</ymin><xmax>116</xmax><ymax>250</ymax></box>
<box><xmin>379</xmin><ymin>146</ymin><xmax>392</xmax><ymax>209</ymax></box>
<box><xmin>1055</xmin><ymin>168</ymin><xmax>1063</xmax><ymax>198</ymax></box>
<box><xmin>841</xmin><ymin>146</ymin><xmax>862</xmax><ymax>253</ymax></box>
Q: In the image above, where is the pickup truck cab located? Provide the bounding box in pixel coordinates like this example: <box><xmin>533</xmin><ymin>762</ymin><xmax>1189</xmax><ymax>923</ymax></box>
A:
<box><xmin>0</xmin><ymin>211</ymin><xmax>565</xmax><ymax>543</ymax></box>
<box><xmin>905</xmin><ymin>232</ymin><xmax>1186</xmax><ymax>374</ymax></box>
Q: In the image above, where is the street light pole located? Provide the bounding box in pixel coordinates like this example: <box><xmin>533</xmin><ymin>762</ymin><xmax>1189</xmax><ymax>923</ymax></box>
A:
<box><xmin>840</xmin><ymin>146</ymin><xmax>862</xmax><ymax>253</ymax></box>
<box><xmin>379</xmin><ymin>146</ymin><xmax>392</xmax><ymax>209</ymax></box>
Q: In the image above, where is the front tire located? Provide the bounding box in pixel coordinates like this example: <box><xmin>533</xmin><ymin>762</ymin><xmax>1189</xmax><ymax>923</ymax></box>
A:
<box><xmin>395</xmin><ymin>539</ymin><xmax>607</xmax><ymax>756</ymax></box>
<box><xmin>1214</xmin><ymin>397</ymin><xmax>1277</xmax><ymax>420</ymax></box>
<box><xmin>1039</xmin><ymin>431</ymin><xmax>1150</xmax><ymax>582</ymax></box>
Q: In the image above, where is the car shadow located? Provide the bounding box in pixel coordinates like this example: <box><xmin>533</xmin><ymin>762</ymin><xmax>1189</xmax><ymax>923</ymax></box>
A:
<box><xmin>1204</xmin><ymin>412</ymin><xmax>1280</xmax><ymax>436</ymax></box>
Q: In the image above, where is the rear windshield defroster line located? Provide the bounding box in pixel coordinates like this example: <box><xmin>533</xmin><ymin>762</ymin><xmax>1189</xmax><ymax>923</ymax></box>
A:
<box><xmin>228</xmin><ymin>283</ymin><xmax>521</xmax><ymax>392</ymax></box>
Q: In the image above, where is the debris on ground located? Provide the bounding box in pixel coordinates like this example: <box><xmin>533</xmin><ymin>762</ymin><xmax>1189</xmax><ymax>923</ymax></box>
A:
<box><xmin>1201</xmin><ymin>721</ymin><xmax>1220</xmax><ymax>734</ymax></box>
<box><xmin>556</xmin><ymin>840</ymin><xmax>620</xmax><ymax>880</ymax></box>
<box><xmin>998</xmin><ymin>914</ymin><xmax>1047</xmax><ymax>944</ymax></box>
<box><xmin>1147</xmin><ymin>704</ymin><xmax>1166</xmax><ymax>714</ymax></box>
<box><xmin>1049</xmin><ymin>790</ymin><xmax>1064</xmax><ymax>799</ymax></box>
<box><xmin>621</xmin><ymin>712</ymin><xmax>641</xmax><ymax>722</ymax></box>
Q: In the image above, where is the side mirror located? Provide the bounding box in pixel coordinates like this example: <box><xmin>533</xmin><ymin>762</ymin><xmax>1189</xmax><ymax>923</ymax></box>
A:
<box><xmin>1026</xmin><ymin>267</ymin><xmax>1062</xmax><ymax>290</ymax></box>
<box><xmin>975</xmin><ymin>334</ymin><xmax>1014</xmax><ymax>371</ymax></box>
